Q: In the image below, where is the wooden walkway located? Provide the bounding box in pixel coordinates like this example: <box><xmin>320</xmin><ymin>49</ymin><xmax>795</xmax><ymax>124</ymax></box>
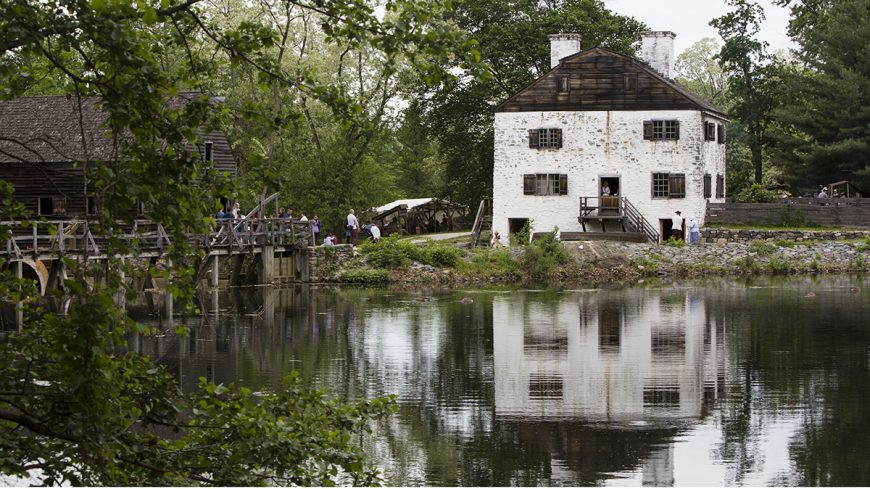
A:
<box><xmin>1</xmin><ymin>218</ymin><xmax>315</xmax><ymax>293</ymax></box>
<box><xmin>1</xmin><ymin>218</ymin><xmax>313</xmax><ymax>261</ymax></box>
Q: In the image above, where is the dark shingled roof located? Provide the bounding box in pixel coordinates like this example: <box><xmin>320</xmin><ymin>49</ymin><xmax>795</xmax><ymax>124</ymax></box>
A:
<box><xmin>0</xmin><ymin>92</ymin><xmax>233</xmax><ymax>167</ymax></box>
<box><xmin>0</xmin><ymin>95</ymin><xmax>116</xmax><ymax>163</ymax></box>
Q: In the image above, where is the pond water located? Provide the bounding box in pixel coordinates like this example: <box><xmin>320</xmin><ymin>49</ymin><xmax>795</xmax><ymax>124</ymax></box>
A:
<box><xmin>127</xmin><ymin>275</ymin><xmax>870</xmax><ymax>486</ymax></box>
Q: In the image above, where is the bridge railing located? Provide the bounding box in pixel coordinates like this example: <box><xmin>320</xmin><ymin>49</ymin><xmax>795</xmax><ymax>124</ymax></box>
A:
<box><xmin>1</xmin><ymin>218</ymin><xmax>314</xmax><ymax>259</ymax></box>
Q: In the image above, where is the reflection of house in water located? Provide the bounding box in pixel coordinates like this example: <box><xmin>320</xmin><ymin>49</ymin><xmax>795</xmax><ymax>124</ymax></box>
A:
<box><xmin>493</xmin><ymin>289</ymin><xmax>725</xmax><ymax>484</ymax></box>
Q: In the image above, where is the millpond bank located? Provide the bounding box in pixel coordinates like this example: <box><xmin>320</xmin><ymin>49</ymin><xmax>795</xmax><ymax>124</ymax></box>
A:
<box><xmin>311</xmin><ymin>228</ymin><xmax>870</xmax><ymax>286</ymax></box>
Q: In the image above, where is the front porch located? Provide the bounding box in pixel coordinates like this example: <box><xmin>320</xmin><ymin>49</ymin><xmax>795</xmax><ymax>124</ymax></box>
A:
<box><xmin>577</xmin><ymin>196</ymin><xmax>659</xmax><ymax>243</ymax></box>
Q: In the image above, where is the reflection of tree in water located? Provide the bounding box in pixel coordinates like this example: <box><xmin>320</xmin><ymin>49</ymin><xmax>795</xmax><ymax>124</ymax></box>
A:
<box><xmin>711</xmin><ymin>276</ymin><xmax>870</xmax><ymax>486</ymax></box>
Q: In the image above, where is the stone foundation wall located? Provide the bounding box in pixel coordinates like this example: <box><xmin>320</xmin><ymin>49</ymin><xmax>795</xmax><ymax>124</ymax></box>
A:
<box><xmin>307</xmin><ymin>244</ymin><xmax>354</xmax><ymax>282</ymax></box>
<box><xmin>703</xmin><ymin>228</ymin><xmax>870</xmax><ymax>244</ymax></box>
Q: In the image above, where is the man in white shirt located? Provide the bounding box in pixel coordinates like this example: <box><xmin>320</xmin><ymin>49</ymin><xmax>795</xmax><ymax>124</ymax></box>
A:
<box><xmin>671</xmin><ymin>211</ymin><xmax>683</xmax><ymax>240</ymax></box>
<box><xmin>346</xmin><ymin>209</ymin><xmax>360</xmax><ymax>245</ymax></box>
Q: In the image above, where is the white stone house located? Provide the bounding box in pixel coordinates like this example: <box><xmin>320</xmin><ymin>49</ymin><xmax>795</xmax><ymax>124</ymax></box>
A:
<box><xmin>492</xmin><ymin>32</ymin><xmax>727</xmax><ymax>242</ymax></box>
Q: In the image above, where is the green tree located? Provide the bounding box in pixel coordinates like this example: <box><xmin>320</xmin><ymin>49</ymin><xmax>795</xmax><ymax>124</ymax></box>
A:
<box><xmin>675</xmin><ymin>37</ymin><xmax>728</xmax><ymax>106</ymax></box>
<box><xmin>771</xmin><ymin>0</ymin><xmax>870</xmax><ymax>191</ymax></box>
<box><xmin>415</xmin><ymin>0</ymin><xmax>646</xmax><ymax>207</ymax></box>
<box><xmin>712</xmin><ymin>0</ymin><xmax>779</xmax><ymax>185</ymax></box>
<box><xmin>0</xmin><ymin>0</ymin><xmax>481</xmax><ymax>484</ymax></box>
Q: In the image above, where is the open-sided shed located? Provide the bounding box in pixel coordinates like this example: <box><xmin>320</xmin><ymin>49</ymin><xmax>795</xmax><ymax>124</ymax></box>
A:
<box><xmin>370</xmin><ymin>198</ymin><xmax>467</xmax><ymax>235</ymax></box>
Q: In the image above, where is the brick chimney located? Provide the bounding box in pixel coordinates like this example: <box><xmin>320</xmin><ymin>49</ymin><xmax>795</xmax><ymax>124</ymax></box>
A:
<box><xmin>640</xmin><ymin>31</ymin><xmax>676</xmax><ymax>79</ymax></box>
<box><xmin>549</xmin><ymin>33</ymin><xmax>582</xmax><ymax>69</ymax></box>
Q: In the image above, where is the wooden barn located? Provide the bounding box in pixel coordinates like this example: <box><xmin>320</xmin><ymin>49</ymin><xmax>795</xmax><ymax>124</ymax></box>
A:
<box><xmin>0</xmin><ymin>93</ymin><xmax>238</xmax><ymax>219</ymax></box>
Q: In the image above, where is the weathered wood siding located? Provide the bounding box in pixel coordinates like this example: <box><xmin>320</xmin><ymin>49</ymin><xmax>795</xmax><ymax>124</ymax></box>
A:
<box><xmin>3</xmin><ymin>162</ymin><xmax>88</xmax><ymax>217</ymax></box>
<box><xmin>193</xmin><ymin>128</ymin><xmax>237</xmax><ymax>177</ymax></box>
<box><xmin>497</xmin><ymin>48</ymin><xmax>718</xmax><ymax>114</ymax></box>
<box><xmin>705</xmin><ymin>200</ymin><xmax>870</xmax><ymax>228</ymax></box>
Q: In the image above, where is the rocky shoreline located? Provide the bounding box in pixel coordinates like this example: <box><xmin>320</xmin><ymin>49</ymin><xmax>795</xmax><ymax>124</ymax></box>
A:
<box><xmin>313</xmin><ymin>229</ymin><xmax>870</xmax><ymax>286</ymax></box>
<box><xmin>382</xmin><ymin>238</ymin><xmax>870</xmax><ymax>285</ymax></box>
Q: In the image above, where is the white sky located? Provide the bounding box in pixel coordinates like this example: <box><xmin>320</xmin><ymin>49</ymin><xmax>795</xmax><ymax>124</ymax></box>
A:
<box><xmin>604</xmin><ymin>0</ymin><xmax>795</xmax><ymax>56</ymax></box>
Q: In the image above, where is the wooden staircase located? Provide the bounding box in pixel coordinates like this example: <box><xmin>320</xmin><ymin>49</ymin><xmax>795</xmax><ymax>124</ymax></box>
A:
<box><xmin>471</xmin><ymin>199</ymin><xmax>492</xmax><ymax>247</ymax></box>
<box><xmin>577</xmin><ymin>196</ymin><xmax>659</xmax><ymax>243</ymax></box>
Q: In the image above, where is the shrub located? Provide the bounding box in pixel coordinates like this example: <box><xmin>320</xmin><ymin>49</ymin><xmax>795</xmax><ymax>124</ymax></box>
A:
<box><xmin>774</xmin><ymin>239</ymin><xmax>798</xmax><ymax>248</ymax></box>
<box><xmin>738</xmin><ymin>183</ymin><xmax>779</xmax><ymax>203</ymax></box>
<box><xmin>338</xmin><ymin>269</ymin><xmax>390</xmax><ymax>284</ymax></box>
<box><xmin>767</xmin><ymin>257</ymin><xmax>793</xmax><ymax>273</ymax></box>
<box><xmin>521</xmin><ymin>230</ymin><xmax>570</xmax><ymax>278</ymax></box>
<box><xmin>856</xmin><ymin>236</ymin><xmax>870</xmax><ymax>252</ymax></box>
<box><xmin>663</xmin><ymin>237</ymin><xmax>685</xmax><ymax>248</ymax></box>
<box><xmin>749</xmin><ymin>240</ymin><xmax>776</xmax><ymax>256</ymax></box>
<box><xmin>458</xmin><ymin>248</ymin><xmax>521</xmax><ymax>277</ymax></box>
<box><xmin>419</xmin><ymin>242</ymin><xmax>462</xmax><ymax>268</ymax></box>
<box><xmin>359</xmin><ymin>236</ymin><xmax>420</xmax><ymax>269</ymax></box>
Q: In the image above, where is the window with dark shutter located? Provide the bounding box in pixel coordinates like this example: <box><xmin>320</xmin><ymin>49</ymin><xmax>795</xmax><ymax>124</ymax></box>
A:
<box><xmin>652</xmin><ymin>173</ymin><xmax>686</xmax><ymax>198</ymax></box>
<box><xmin>645</xmin><ymin>120</ymin><xmax>680</xmax><ymax>140</ymax></box>
<box><xmin>703</xmin><ymin>174</ymin><xmax>712</xmax><ymax>198</ymax></box>
<box><xmin>523</xmin><ymin>174</ymin><xmax>568</xmax><ymax>196</ymax></box>
<box><xmin>717</xmin><ymin>124</ymin><xmax>725</xmax><ymax>144</ymax></box>
<box><xmin>204</xmin><ymin>141</ymin><xmax>213</xmax><ymax>161</ymax></box>
<box><xmin>530</xmin><ymin>128</ymin><xmax>563</xmax><ymax>149</ymax></box>
<box><xmin>87</xmin><ymin>196</ymin><xmax>97</xmax><ymax>216</ymax></box>
<box><xmin>523</xmin><ymin>174</ymin><xmax>536</xmax><ymax>195</ymax></box>
<box><xmin>716</xmin><ymin>174</ymin><xmax>725</xmax><ymax>198</ymax></box>
<box><xmin>528</xmin><ymin>129</ymin><xmax>540</xmax><ymax>148</ymax></box>
<box><xmin>705</xmin><ymin>122</ymin><xmax>716</xmax><ymax>141</ymax></box>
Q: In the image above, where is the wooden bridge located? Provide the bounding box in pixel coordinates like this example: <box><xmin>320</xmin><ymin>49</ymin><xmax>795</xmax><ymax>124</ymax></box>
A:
<box><xmin>1</xmin><ymin>217</ymin><xmax>315</xmax><ymax>295</ymax></box>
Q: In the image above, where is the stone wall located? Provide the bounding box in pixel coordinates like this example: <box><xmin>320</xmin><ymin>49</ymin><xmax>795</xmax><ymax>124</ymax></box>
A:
<box><xmin>307</xmin><ymin>244</ymin><xmax>354</xmax><ymax>282</ymax></box>
<box><xmin>703</xmin><ymin>228</ymin><xmax>870</xmax><ymax>244</ymax></box>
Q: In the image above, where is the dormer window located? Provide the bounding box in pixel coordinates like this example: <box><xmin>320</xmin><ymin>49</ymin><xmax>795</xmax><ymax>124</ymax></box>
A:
<box><xmin>624</xmin><ymin>74</ymin><xmax>637</xmax><ymax>92</ymax></box>
<box><xmin>557</xmin><ymin>75</ymin><xmax>570</xmax><ymax>94</ymax></box>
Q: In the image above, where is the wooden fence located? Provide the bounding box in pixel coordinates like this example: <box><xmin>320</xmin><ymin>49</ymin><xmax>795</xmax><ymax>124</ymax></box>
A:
<box><xmin>705</xmin><ymin>198</ymin><xmax>870</xmax><ymax>228</ymax></box>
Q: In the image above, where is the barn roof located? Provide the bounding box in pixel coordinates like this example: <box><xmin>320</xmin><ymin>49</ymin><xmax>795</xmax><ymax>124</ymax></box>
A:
<box><xmin>0</xmin><ymin>95</ymin><xmax>115</xmax><ymax>163</ymax></box>
<box><xmin>0</xmin><ymin>93</ymin><xmax>237</xmax><ymax>170</ymax></box>
<box><xmin>495</xmin><ymin>47</ymin><xmax>727</xmax><ymax>118</ymax></box>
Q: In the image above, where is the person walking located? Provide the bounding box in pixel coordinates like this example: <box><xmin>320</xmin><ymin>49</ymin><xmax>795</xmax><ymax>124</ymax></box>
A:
<box><xmin>346</xmin><ymin>209</ymin><xmax>360</xmax><ymax>245</ymax></box>
<box><xmin>671</xmin><ymin>210</ymin><xmax>683</xmax><ymax>241</ymax></box>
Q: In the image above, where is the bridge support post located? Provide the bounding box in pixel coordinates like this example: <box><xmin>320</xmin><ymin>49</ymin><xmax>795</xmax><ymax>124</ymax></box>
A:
<box><xmin>259</xmin><ymin>245</ymin><xmax>274</xmax><ymax>284</ymax></box>
<box><xmin>165</xmin><ymin>258</ymin><xmax>173</xmax><ymax>320</ymax></box>
<box><xmin>46</xmin><ymin>259</ymin><xmax>68</xmax><ymax>292</ymax></box>
<box><xmin>15</xmin><ymin>260</ymin><xmax>23</xmax><ymax>330</ymax></box>
<box><xmin>229</xmin><ymin>255</ymin><xmax>244</xmax><ymax>287</ymax></box>
<box><xmin>300</xmin><ymin>248</ymin><xmax>310</xmax><ymax>282</ymax></box>
<box><xmin>210</xmin><ymin>255</ymin><xmax>219</xmax><ymax>288</ymax></box>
